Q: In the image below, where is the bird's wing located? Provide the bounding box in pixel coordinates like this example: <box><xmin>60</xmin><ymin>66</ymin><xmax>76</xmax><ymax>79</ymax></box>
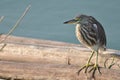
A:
<box><xmin>89</xmin><ymin>16</ymin><xmax>106</xmax><ymax>49</ymax></box>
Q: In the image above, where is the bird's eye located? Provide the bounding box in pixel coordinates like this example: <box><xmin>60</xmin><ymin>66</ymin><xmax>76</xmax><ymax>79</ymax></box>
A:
<box><xmin>75</xmin><ymin>17</ymin><xmax>80</xmax><ymax>21</ymax></box>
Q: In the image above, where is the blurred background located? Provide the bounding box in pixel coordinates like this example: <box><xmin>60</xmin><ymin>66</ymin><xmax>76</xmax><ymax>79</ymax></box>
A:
<box><xmin>0</xmin><ymin>0</ymin><xmax>120</xmax><ymax>50</ymax></box>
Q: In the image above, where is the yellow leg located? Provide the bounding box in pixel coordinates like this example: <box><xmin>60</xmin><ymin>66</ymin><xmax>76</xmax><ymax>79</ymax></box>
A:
<box><xmin>89</xmin><ymin>51</ymin><xmax>101</xmax><ymax>79</ymax></box>
<box><xmin>77</xmin><ymin>51</ymin><xmax>95</xmax><ymax>75</ymax></box>
<box><xmin>95</xmin><ymin>51</ymin><xmax>98</xmax><ymax>66</ymax></box>
<box><xmin>87</xmin><ymin>51</ymin><xmax>95</xmax><ymax>65</ymax></box>
<box><xmin>84</xmin><ymin>51</ymin><xmax>95</xmax><ymax>73</ymax></box>
<box><xmin>77</xmin><ymin>50</ymin><xmax>101</xmax><ymax>79</ymax></box>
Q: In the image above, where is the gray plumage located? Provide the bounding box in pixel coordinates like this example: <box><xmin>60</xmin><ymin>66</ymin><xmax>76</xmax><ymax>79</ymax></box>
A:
<box><xmin>64</xmin><ymin>14</ymin><xmax>107</xmax><ymax>76</ymax></box>
<box><xmin>64</xmin><ymin>14</ymin><xmax>106</xmax><ymax>52</ymax></box>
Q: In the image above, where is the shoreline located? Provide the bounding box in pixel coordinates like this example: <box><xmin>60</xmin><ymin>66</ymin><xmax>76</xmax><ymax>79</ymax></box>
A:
<box><xmin>0</xmin><ymin>34</ymin><xmax>119</xmax><ymax>80</ymax></box>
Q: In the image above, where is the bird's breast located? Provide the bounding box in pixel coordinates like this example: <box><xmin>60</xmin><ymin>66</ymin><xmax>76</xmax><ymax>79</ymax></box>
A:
<box><xmin>75</xmin><ymin>24</ymin><xmax>98</xmax><ymax>51</ymax></box>
<box><xmin>75</xmin><ymin>24</ymin><xmax>84</xmax><ymax>44</ymax></box>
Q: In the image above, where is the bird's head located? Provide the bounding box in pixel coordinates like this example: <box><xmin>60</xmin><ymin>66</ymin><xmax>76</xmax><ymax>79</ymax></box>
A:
<box><xmin>64</xmin><ymin>14</ymin><xmax>89</xmax><ymax>25</ymax></box>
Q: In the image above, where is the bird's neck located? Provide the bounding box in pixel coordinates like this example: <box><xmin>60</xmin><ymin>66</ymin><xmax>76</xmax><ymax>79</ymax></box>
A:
<box><xmin>75</xmin><ymin>24</ymin><xmax>81</xmax><ymax>41</ymax></box>
<box><xmin>76</xmin><ymin>24</ymin><xmax>81</xmax><ymax>31</ymax></box>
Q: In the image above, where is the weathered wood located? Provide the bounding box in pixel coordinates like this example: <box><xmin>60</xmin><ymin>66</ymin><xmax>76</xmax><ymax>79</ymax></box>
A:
<box><xmin>0</xmin><ymin>35</ymin><xmax>119</xmax><ymax>80</ymax></box>
<box><xmin>0</xmin><ymin>61</ymin><xmax>120</xmax><ymax>80</ymax></box>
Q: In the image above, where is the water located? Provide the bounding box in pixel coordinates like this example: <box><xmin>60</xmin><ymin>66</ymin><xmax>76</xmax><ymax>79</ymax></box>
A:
<box><xmin>0</xmin><ymin>0</ymin><xmax>120</xmax><ymax>50</ymax></box>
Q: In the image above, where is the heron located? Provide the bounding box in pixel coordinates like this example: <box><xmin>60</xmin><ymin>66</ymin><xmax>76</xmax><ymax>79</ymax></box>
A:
<box><xmin>64</xmin><ymin>14</ymin><xmax>106</xmax><ymax>77</ymax></box>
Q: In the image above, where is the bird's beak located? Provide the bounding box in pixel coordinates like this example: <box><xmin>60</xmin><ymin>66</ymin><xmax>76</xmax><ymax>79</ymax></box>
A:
<box><xmin>64</xmin><ymin>19</ymin><xmax>77</xmax><ymax>24</ymax></box>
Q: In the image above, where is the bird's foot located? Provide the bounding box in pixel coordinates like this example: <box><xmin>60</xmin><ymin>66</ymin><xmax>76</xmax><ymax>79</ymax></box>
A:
<box><xmin>77</xmin><ymin>64</ymin><xmax>101</xmax><ymax>78</ymax></box>
<box><xmin>77</xmin><ymin>63</ymin><xmax>94</xmax><ymax>75</ymax></box>
<box><xmin>89</xmin><ymin>64</ymin><xmax>101</xmax><ymax>78</ymax></box>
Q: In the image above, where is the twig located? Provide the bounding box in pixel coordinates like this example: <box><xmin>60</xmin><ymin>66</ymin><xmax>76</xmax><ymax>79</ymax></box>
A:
<box><xmin>0</xmin><ymin>5</ymin><xmax>31</xmax><ymax>51</ymax></box>
<box><xmin>0</xmin><ymin>16</ymin><xmax>4</xmax><ymax>23</ymax></box>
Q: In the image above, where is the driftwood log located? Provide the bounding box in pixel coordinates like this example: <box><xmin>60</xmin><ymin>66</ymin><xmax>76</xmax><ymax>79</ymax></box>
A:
<box><xmin>0</xmin><ymin>35</ymin><xmax>119</xmax><ymax>80</ymax></box>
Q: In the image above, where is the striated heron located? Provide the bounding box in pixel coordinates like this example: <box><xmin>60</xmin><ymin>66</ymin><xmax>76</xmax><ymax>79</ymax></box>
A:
<box><xmin>64</xmin><ymin>14</ymin><xmax>106</xmax><ymax>77</ymax></box>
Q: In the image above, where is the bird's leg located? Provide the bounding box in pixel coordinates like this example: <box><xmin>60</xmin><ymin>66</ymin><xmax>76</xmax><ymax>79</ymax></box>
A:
<box><xmin>77</xmin><ymin>51</ymin><xmax>95</xmax><ymax>75</ymax></box>
<box><xmin>87</xmin><ymin>51</ymin><xmax>95</xmax><ymax>65</ymax></box>
<box><xmin>84</xmin><ymin>51</ymin><xmax>95</xmax><ymax>73</ymax></box>
<box><xmin>89</xmin><ymin>51</ymin><xmax>101</xmax><ymax>78</ymax></box>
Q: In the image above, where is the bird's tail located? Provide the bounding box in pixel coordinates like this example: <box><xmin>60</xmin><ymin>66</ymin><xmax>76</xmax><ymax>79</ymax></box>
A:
<box><xmin>99</xmin><ymin>45</ymin><xmax>106</xmax><ymax>53</ymax></box>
